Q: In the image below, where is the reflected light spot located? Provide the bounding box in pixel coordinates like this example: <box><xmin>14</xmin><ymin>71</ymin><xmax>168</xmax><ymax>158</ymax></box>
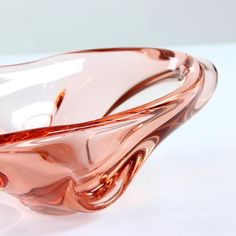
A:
<box><xmin>11</xmin><ymin>102</ymin><xmax>55</xmax><ymax>130</ymax></box>
<box><xmin>0</xmin><ymin>58</ymin><xmax>85</xmax><ymax>97</ymax></box>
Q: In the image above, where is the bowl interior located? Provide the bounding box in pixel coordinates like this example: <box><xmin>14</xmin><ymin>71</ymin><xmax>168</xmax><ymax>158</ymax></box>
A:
<box><xmin>0</xmin><ymin>48</ymin><xmax>184</xmax><ymax>135</ymax></box>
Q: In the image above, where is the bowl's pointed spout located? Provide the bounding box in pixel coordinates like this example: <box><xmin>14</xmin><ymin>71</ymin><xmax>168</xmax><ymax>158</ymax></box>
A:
<box><xmin>0</xmin><ymin>48</ymin><xmax>217</xmax><ymax>214</ymax></box>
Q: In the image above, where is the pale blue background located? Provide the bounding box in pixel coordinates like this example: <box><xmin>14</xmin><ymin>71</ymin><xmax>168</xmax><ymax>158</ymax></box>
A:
<box><xmin>0</xmin><ymin>0</ymin><xmax>235</xmax><ymax>54</ymax></box>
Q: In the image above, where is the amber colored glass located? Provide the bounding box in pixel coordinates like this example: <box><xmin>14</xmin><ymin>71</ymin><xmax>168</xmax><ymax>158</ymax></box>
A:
<box><xmin>0</xmin><ymin>48</ymin><xmax>217</xmax><ymax>214</ymax></box>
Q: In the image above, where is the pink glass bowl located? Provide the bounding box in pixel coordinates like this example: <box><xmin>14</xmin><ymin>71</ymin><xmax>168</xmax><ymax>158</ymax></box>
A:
<box><xmin>0</xmin><ymin>48</ymin><xmax>217</xmax><ymax>214</ymax></box>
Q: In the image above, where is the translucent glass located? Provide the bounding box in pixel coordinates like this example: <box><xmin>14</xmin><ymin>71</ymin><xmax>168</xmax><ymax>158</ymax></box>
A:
<box><xmin>0</xmin><ymin>48</ymin><xmax>217</xmax><ymax>214</ymax></box>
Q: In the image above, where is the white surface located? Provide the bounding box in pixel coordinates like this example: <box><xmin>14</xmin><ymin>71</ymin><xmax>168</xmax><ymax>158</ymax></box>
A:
<box><xmin>0</xmin><ymin>44</ymin><xmax>235</xmax><ymax>236</ymax></box>
<box><xmin>0</xmin><ymin>0</ymin><xmax>235</xmax><ymax>54</ymax></box>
